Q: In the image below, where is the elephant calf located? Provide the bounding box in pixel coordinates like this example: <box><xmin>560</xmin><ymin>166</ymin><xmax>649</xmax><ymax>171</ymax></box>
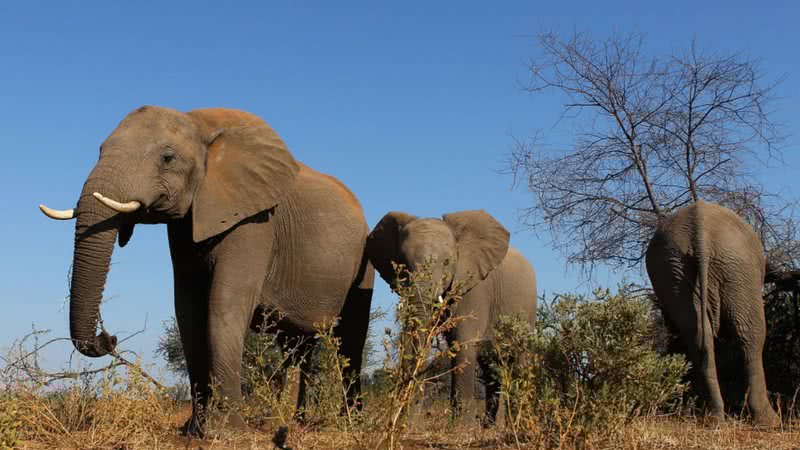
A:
<box><xmin>366</xmin><ymin>209</ymin><xmax>537</xmax><ymax>423</ymax></box>
<box><xmin>646</xmin><ymin>200</ymin><xmax>779</xmax><ymax>426</ymax></box>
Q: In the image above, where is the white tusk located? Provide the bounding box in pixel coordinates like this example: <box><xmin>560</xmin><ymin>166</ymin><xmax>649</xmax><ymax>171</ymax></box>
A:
<box><xmin>93</xmin><ymin>192</ymin><xmax>141</xmax><ymax>213</ymax></box>
<box><xmin>39</xmin><ymin>204</ymin><xmax>75</xmax><ymax>220</ymax></box>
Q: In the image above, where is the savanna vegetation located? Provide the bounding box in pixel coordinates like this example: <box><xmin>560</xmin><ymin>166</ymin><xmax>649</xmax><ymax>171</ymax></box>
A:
<box><xmin>1</xmin><ymin>273</ymin><xmax>798</xmax><ymax>449</ymax></box>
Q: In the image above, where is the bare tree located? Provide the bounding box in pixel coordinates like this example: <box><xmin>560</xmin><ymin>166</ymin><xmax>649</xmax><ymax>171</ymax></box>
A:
<box><xmin>510</xmin><ymin>31</ymin><xmax>784</xmax><ymax>273</ymax></box>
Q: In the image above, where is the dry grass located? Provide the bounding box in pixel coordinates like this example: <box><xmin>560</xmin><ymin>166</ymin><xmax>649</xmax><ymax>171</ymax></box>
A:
<box><xmin>11</xmin><ymin>414</ymin><xmax>800</xmax><ymax>449</ymax></box>
<box><xmin>3</xmin><ymin>369</ymin><xmax>799</xmax><ymax>449</ymax></box>
<box><xmin>2</xmin><ymin>367</ymin><xmax>173</xmax><ymax>449</ymax></box>
<box><xmin>619</xmin><ymin>417</ymin><xmax>800</xmax><ymax>450</ymax></box>
<box><xmin>2</xmin><ymin>283</ymin><xmax>798</xmax><ymax>449</ymax></box>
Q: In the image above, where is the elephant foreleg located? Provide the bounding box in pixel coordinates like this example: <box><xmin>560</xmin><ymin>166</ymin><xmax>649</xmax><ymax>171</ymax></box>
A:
<box><xmin>203</xmin><ymin>221</ymin><xmax>272</xmax><ymax>432</ymax></box>
<box><xmin>174</xmin><ymin>277</ymin><xmax>211</xmax><ymax>436</ymax></box>
<box><xmin>450</xmin><ymin>342</ymin><xmax>478</xmax><ymax>418</ymax></box>
<box><xmin>205</xmin><ymin>281</ymin><xmax>256</xmax><ymax>431</ymax></box>
<box><xmin>478</xmin><ymin>345</ymin><xmax>500</xmax><ymax>427</ymax></box>
<box><xmin>169</xmin><ymin>221</ymin><xmax>212</xmax><ymax>437</ymax></box>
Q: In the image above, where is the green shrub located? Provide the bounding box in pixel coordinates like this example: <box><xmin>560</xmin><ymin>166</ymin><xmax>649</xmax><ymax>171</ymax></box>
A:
<box><xmin>481</xmin><ymin>314</ymin><xmax>543</xmax><ymax>446</ymax></box>
<box><xmin>763</xmin><ymin>287</ymin><xmax>800</xmax><ymax>414</ymax></box>
<box><xmin>301</xmin><ymin>321</ymin><xmax>356</xmax><ymax>429</ymax></box>
<box><xmin>541</xmin><ymin>287</ymin><xmax>687</xmax><ymax>416</ymax></box>
<box><xmin>487</xmin><ymin>285</ymin><xmax>688</xmax><ymax>447</ymax></box>
<box><xmin>156</xmin><ymin>316</ymin><xmax>287</xmax><ymax>388</ymax></box>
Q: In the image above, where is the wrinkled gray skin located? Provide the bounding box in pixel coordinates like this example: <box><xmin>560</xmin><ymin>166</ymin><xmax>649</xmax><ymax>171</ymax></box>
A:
<box><xmin>366</xmin><ymin>210</ymin><xmax>537</xmax><ymax>423</ymax></box>
<box><xmin>646</xmin><ymin>201</ymin><xmax>778</xmax><ymax>426</ymax></box>
<box><xmin>46</xmin><ymin>106</ymin><xmax>373</xmax><ymax>436</ymax></box>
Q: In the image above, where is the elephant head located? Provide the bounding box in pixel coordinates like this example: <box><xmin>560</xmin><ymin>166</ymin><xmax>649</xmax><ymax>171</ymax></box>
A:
<box><xmin>366</xmin><ymin>209</ymin><xmax>510</xmax><ymax>298</ymax></box>
<box><xmin>40</xmin><ymin>106</ymin><xmax>299</xmax><ymax>358</ymax></box>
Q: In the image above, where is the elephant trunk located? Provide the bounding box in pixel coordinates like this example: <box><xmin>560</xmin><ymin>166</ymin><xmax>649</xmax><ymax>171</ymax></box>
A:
<box><xmin>399</xmin><ymin>332</ymin><xmax>424</xmax><ymax>382</ymax></box>
<box><xmin>69</xmin><ymin>170</ymin><xmax>124</xmax><ymax>358</ymax></box>
<box><xmin>399</xmin><ymin>282</ymin><xmax>437</xmax><ymax>381</ymax></box>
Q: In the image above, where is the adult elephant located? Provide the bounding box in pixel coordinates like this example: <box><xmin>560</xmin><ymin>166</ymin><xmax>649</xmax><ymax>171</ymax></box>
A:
<box><xmin>366</xmin><ymin>210</ymin><xmax>537</xmax><ymax>424</ymax></box>
<box><xmin>645</xmin><ymin>200</ymin><xmax>778</xmax><ymax>426</ymax></box>
<box><xmin>40</xmin><ymin>106</ymin><xmax>374</xmax><ymax>436</ymax></box>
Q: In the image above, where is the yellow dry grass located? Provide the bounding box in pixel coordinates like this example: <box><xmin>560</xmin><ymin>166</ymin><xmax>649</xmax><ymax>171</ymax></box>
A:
<box><xmin>5</xmin><ymin>390</ymin><xmax>800</xmax><ymax>449</ymax></box>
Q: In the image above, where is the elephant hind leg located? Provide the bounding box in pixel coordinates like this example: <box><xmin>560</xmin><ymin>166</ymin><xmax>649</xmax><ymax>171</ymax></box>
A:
<box><xmin>728</xmin><ymin>294</ymin><xmax>779</xmax><ymax>426</ymax></box>
<box><xmin>654</xmin><ymin>264</ymin><xmax>724</xmax><ymax>421</ymax></box>
<box><xmin>333</xmin><ymin>279</ymin><xmax>373</xmax><ymax>411</ymax></box>
<box><xmin>294</xmin><ymin>352</ymin><xmax>315</xmax><ymax>423</ymax></box>
<box><xmin>742</xmin><ymin>350</ymin><xmax>780</xmax><ymax>426</ymax></box>
<box><xmin>684</xmin><ymin>313</ymin><xmax>725</xmax><ymax>421</ymax></box>
<box><xmin>270</xmin><ymin>332</ymin><xmax>317</xmax><ymax>421</ymax></box>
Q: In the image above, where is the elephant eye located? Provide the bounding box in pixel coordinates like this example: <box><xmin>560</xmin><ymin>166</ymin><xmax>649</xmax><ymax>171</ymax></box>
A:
<box><xmin>161</xmin><ymin>148</ymin><xmax>176</xmax><ymax>164</ymax></box>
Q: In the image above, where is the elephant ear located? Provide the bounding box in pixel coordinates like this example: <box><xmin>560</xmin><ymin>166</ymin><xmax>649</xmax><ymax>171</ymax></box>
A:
<box><xmin>189</xmin><ymin>110</ymin><xmax>300</xmax><ymax>242</ymax></box>
<box><xmin>442</xmin><ymin>210</ymin><xmax>510</xmax><ymax>290</ymax></box>
<box><xmin>366</xmin><ymin>211</ymin><xmax>418</xmax><ymax>287</ymax></box>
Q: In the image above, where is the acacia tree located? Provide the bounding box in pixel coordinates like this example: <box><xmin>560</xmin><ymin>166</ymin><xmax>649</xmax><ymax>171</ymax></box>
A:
<box><xmin>510</xmin><ymin>31</ymin><xmax>784</xmax><ymax>272</ymax></box>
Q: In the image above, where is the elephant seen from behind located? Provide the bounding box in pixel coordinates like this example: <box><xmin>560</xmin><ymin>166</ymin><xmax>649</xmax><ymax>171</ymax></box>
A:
<box><xmin>40</xmin><ymin>106</ymin><xmax>374</xmax><ymax>436</ymax></box>
<box><xmin>366</xmin><ymin>209</ymin><xmax>537</xmax><ymax>423</ymax></box>
<box><xmin>645</xmin><ymin>200</ymin><xmax>779</xmax><ymax>426</ymax></box>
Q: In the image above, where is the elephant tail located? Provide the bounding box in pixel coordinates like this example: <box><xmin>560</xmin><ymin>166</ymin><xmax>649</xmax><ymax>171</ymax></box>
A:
<box><xmin>693</xmin><ymin>203</ymin><xmax>710</xmax><ymax>360</ymax></box>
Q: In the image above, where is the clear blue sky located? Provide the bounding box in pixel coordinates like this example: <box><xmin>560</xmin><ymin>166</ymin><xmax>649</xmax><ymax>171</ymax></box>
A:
<box><xmin>1</xmin><ymin>1</ymin><xmax>797</xmax><ymax>375</ymax></box>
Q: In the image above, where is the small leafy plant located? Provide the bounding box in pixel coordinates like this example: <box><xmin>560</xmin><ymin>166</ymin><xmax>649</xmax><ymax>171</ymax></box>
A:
<box><xmin>378</xmin><ymin>261</ymin><xmax>469</xmax><ymax>449</ymax></box>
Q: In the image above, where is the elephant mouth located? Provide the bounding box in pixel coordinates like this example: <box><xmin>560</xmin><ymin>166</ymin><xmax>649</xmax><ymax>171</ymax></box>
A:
<box><xmin>118</xmin><ymin>223</ymin><xmax>135</xmax><ymax>247</ymax></box>
<box><xmin>40</xmin><ymin>185</ymin><xmax>147</xmax><ymax>358</ymax></box>
<box><xmin>43</xmin><ymin>185</ymin><xmax>182</xmax><ymax>246</ymax></box>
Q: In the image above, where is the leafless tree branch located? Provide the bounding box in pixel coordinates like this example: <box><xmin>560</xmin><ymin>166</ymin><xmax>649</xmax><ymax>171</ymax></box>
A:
<box><xmin>1</xmin><ymin>322</ymin><xmax>164</xmax><ymax>391</ymax></box>
<box><xmin>509</xmin><ymin>31</ymin><xmax>785</xmax><ymax>275</ymax></box>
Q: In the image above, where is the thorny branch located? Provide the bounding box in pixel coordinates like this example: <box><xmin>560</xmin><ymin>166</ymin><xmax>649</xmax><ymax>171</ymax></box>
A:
<box><xmin>1</xmin><ymin>322</ymin><xmax>164</xmax><ymax>391</ymax></box>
